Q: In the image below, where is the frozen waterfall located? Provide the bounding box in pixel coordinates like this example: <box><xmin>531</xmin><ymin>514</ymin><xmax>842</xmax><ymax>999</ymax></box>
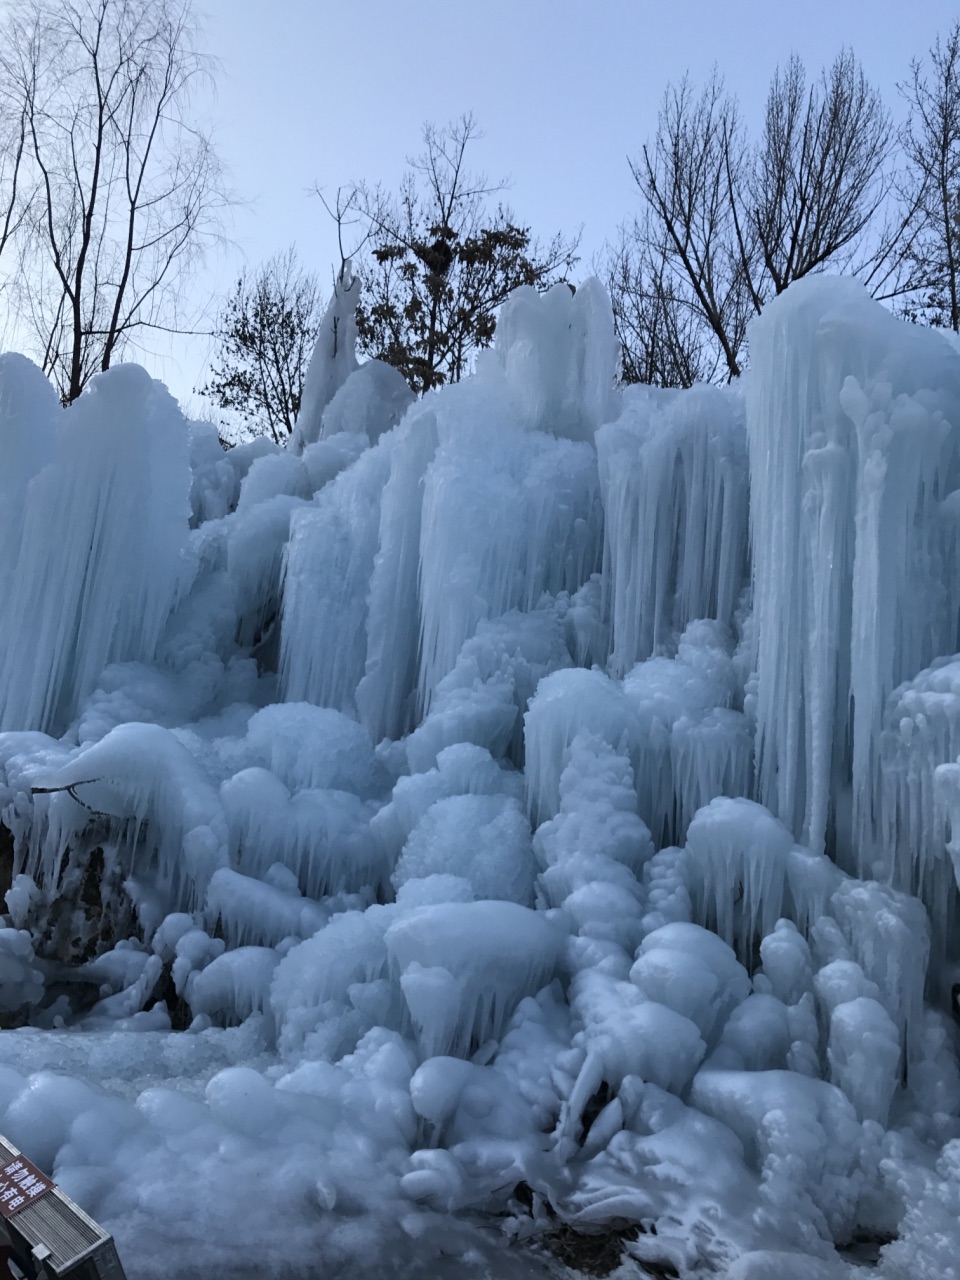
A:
<box><xmin>1</xmin><ymin>275</ymin><xmax>960</xmax><ymax>1280</ymax></box>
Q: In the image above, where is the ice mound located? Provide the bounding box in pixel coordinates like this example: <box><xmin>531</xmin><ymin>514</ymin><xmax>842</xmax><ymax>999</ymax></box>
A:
<box><xmin>316</xmin><ymin>358</ymin><xmax>415</xmax><ymax>445</ymax></box>
<box><xmin>393</xmin><ymin>793</ymin><xmax>536</xmax><ymax>905</ymax></box>
<box><xmin>386</xmin><ymin>901</ymin><xmax>564</xmax><ymax>1058</ymax></box>
<box><xmin>690</xmin><ymin>1068</ymin><xmax>867</xmax><ymax>1246</ymax></box>
<box><xmin>630</xmin><ymin>922</ymin><xmax>751</xmax><ymax>1047</ymax></box>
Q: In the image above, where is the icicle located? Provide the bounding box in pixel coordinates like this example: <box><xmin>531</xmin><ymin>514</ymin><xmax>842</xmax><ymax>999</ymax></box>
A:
<box><xmin>416</xmin><ymin>413</ymin><xmax>602</xmax><ymax>714</ymax></box>
<box><xmin>28</xmin><ymin>722</ymin><xmax>228</xmax><ymax>913</ymax></box>
<box><xmin>0</xmin><ymin>365</ymin><xmax>193</xmax><ymax>734</ymax></box>
<box><xmin>385</xmin><ymin>901</ymin><xmax>564</xmax><ymax>1059</ymax></box>
<box><xmin>186</xmin><ymin>946</ymin><xmax>280</xmax><ymax>1029</ymax></box>
<box><xmin>684</xmin><ymin>797</ymin><xmax>792</xmax><ymax>966</ymax></box>
<box><xmin>356</xmin><ymin>410</ymin><xmax>440</xmax><ymax>743</ymax></box>
<box><xmin>279</xmin><ymin>441</ymin><xmax>394</xmax><ymax>712</ymax></box>
<box><xmin>204</xmin><ymin>867</ymin><xmax>330</xmax><ymax>951</ymax></box>
<box><xmin>878</xmin><ymin>658</ymin><xmax>960</xmax><ymax>981</ymax></box>
<box><xmin>622</xmin><ymin>620</ymin><xmax>751</xmax><ymax>845</ymax></box>
<box><xmin>524</xmin><ymin>668</ymin><xmax>637</xmax><ymax>827</ymax></box>
<box><xmin>0</xmin><ymin>355</ymin><xmax>60</xmax><ymax>608</ymax></box>
<box><xmin>405</xmin><ymin>603</ymin><xmax>573</xmax><ymax>772</ymax></box>
<box><xmin>747</xmin><ymin>276</ymin><xmax>960</xmax><ymax>861</ymax></box>
<box><xmin>221</xmin><ymin>768</ymin><xmax>384</xmax><ymax>900</ymax></box>
<box><xmin>597</xmin><ymin>384</ymin><xmax>749</xmax><ymax>676</ymax></box>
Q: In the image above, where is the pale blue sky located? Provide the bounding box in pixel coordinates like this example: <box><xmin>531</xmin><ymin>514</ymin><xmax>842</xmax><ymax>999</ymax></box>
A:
<box><xmin>146</xmin><ymin>0</ymin><xmax>960</xmax><ymax>409</ymax></box>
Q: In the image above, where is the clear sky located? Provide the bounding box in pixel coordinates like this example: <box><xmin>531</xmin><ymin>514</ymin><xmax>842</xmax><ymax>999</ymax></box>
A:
<box><xmin>142</xmin><ymin>0</ymin><xmax>960</xmax><ymax>409</ymax></box>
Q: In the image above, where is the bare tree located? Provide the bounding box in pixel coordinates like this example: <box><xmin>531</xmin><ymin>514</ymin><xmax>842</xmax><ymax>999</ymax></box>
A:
<box><xmin>628</xmin><ymin>72</ymin><xmax>751</xmax><ymax>381</ymax></box>
<box><xmin>603</xmin><ymin>217</ymin><xmax>713</xmax><ymax>387</ymax></box>
<box><xmin>341</xmin><ymin>115</ymin><xmax>580</xmax><ymax>395</ymax></box>
<box><xmin>613</xmin><ymin>52</ymin><xmax>893</xmax><ymax>385</ymax></box>
<box><xmin>898</xmin><ymin>24</ymin><xmax>960</xmax><ymax>329</ymax></box>
<box><xmin>0</xmin><ymin>71</ymin><xmax>31</xmax><ymax>286</ymax></box>
<box><xmin>2</xmin><ymin>0</ymin><xmax>227</xmax><ymax>403</ymax></box>
<box><xmin>200</xmin><ymin>247</ymin><xmax>325</xmax><ymax>443</ymax></box>
<box><xmin>742</xmin><ymin>52</ymin><xmax>892</xmax><ymax>303</ymax></box>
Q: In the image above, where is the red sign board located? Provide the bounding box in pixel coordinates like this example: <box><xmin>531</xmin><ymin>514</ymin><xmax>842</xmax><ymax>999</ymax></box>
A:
<box><xmin>0</xmin><ymin>1155</ymin><xmax>54</xmax><ymax>1218</ymax></box>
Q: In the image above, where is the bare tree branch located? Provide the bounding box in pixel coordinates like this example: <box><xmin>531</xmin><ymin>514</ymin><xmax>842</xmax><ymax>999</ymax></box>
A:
<box><xmin>612</xmin><ymin>51</ymin><xmax>894</xmax><ymax>385</ymax></box>
<box><xmin>896</xmin><ymin>23</ymin><xmax>960</xmax><ymax>329</ymax></box>
<box><xmin>1</xmin><ymin>0</ymin><xmax>230</xmax><ymax>403</ymax></box>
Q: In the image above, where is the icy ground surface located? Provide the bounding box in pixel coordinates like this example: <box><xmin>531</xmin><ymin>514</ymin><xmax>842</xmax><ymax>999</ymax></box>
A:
<box><xmin>2</xmin><ymin>276</ymin><xmax>960</xmax><ymax>1278</ymax></box>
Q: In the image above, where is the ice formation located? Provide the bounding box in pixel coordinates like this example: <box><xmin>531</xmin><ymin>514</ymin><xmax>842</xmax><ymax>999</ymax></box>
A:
<box><xmin>3</xmin><ymin>274</ymin><xmax>960</xmax><ymax>1279</ymax></box>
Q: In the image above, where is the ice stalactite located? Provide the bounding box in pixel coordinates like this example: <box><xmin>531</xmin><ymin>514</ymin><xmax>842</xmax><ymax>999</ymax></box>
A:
<box><xmin>220</xmin><ymin>768</ymin><xmax>384</xmax><ymax>900</ymax></box>
<box><xmin>356</xmin><ymin>409</ymin><xmax>440</xmax><ymax>743</ymax></box>
<box><xmin>226</xmin><ymin>432</ymin><xmax>370</xmax><ymax>650</ymax></box>
<box><xmin>747</xmin><ymin>276</ymin><xmax>960</xmax><ymax>863</ymax></box>
<box><xmin>878</xmin><ymin>658</ymin><xmax>960</xmax><ymax>978</ymax></box>
<box><xmin>204</xmin><ymin>866</ymin><xmax>331</xmax><ymax>950</ymax></box>
<box><xmin>525</xmin><ymin>667</ymin><xmax>638</xmax><ymax>828</ymax></box>
<box><xmin>416</xmin><ymin>414</ymin><xmax>603</xmax><ymax>717</ymax></box>
<box><xmin>623</xmin><ymin>619</ymin><xmax>751</xmax><ymax>846</ymax></box>
<box><xmin>403</xmin><ymin>604</ymin><xmax>573</xmax><ymax>774</ymax></box>
<box><xmin>0</xmin><ymin>355</ymin><xmax>60</xmax><ymax>608</ymax></box>
<box><xmin>684</xmin><ymin>798</ymin><xmax>792</xmax><ymax>968</ymax></box>
<box><xmin>278</xmin><ymin>441</ymin><xmax>394</xmax><ymax>711</ymax></box>
<box><xmin>187</xmin><ymin>946</ymin><xmax>280</xmax><ymax>1029</ymax></box>
<box><xmin>385</xmin><ymin>901</ymin><xmax>564</xmax><ymax>1060</ymax></box>
<box><xmin>846</xmin><ymin>379</ymin><xmax>960</xmax><ymax>873</ymax></box>
<box><xmin>526</xmin><ymin>620</ymin><xmax>751</xmax><ymax>846</ymax></box>
<box><xmin>0</xmin><ymin>721</ymin><xmax>229</xmax><ymax>939</ymax></box>
<box><xmin>597</xmin><ymin>384</ymin><xmax>749</xmax><ymax>677</ymax></box>
<box><xmin>0</xmin><ymin>366</ymin><xmax>193</xmax><ymax>735</ymax></box>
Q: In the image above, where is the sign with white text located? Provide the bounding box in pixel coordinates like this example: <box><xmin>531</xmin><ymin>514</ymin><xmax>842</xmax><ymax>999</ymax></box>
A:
<box><xmin>0</xmin><ymin>1155</ymin><xmax>54</xmax><ymax>1218</ymax></box>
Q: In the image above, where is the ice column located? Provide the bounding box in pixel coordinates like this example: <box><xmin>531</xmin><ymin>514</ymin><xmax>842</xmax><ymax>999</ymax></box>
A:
<box><xmin>747</xmin><ymin>276</ymin><xmax>960</xmax><ymax>859</ymax></box>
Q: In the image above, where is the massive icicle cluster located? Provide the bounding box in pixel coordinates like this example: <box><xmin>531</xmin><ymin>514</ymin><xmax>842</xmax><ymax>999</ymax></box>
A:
<box><xmin>2</xmin><ymin>275</ymin><xmax>960</xmax><ymax>1279</ymax></box>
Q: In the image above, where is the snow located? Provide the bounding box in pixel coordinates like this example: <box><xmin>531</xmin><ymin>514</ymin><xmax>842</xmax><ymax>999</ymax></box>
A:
<box><xmin>2</xmin><ymin>274</ymin><xmax>960</xmax><ymax>1278</ymax></box>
